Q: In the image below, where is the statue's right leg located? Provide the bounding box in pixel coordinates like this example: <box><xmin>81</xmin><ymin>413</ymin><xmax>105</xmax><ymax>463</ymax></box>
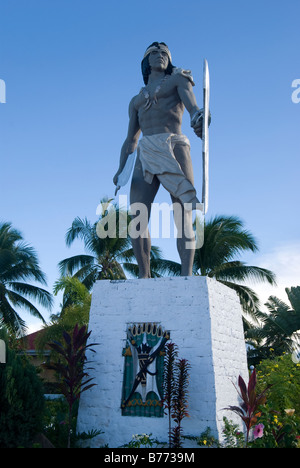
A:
<box><xmin>130</xmin><ymin>157</ymin><xmax>160</xmax><ymax>278</ymax></box>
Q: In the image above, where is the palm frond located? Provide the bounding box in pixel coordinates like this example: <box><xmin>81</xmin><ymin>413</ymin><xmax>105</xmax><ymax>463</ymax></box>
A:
<box><xmin>0</xmin><ymin>222</ymin><xmax>23</xmax><ymax>248</ymax></box>
<box><xmin>219</xmin><ymin>280</ymin><xmax>261</xmax><ymax>320</ymax></box>
<box><xmin>211</xmin><ymin>261</ymin><xmax>276</xmax><ymax>285</ymax></box>
<box><xmin>265</xmin><ymin>295</ymin><xmax>290</xmax><ymax>314</ymax></box>
<box><xmin>150</xmin><ymin>245</ymin><xmax>163</xmax><ymax>259</ymax></box>
<box><xmin>58</xmin><ymin>254</ymin><xmax>95</xmax><ymax>276</ymax></box>
<box><xmin>0</xmin><ymin>292</ymin><xmax>27</xmax><ymax>333</ymax></box>
<box><xmin>194</xmin><ymin>215</ymin><xmax>259</xmax><ymax>275</ymax></box>
<box><xmin>65</xmin><ymin>217</ymin><xmax>94</xmax><ymax>249</ymax></box>
<box><xmin>246</xmin><ymin>286</ymin><xmax>300</xmax><ymax>362</ymax></box>
<box><xmin>286</xmin><ymin>286</ymin><xmax>300</xmax><ymax>315</ymax></box>
<box><xmin>150</xmin><ymin>258</ymin><xmax>181</xmax><ymax>277</ymax></box>
<box><xmin>72</xmin><ymin>264</ymin><xmax>99</xmax><ymax>286</ymax></box>
<box><xmin>53</xmin><ymin>276</ymin><xmax>90</xmax><ymax>301</ymax></box>
<box><xmin>7</xmin><ymin>282</ymin><xmax>53</xmax><ymax>310</ymax></box>
<box><xmin>0</xmin><ymin>222</ymin><xmax>52</xmax><ymax>332</ymax></box>
<box><xmin>53</xmin><ymin>276</ymin><xmax>91</xmax><ymax>315</ymax></box>
<box><xmin>6</xmin><ymin>289</ymin><xmax>46</xmax><ymax>324</ymax></box>
<box><xmin>1</xmin><ymin>242</ymin><xmax>47</xmax><ymax>285</ymax></box>
<box><xmin>122</xmin><ymin>262</ymin><xmax>139</xmax><ymax>278</ymax></box>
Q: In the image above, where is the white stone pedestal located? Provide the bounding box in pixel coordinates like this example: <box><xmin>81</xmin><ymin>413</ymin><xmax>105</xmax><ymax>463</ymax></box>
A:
<box><xmin>77</xmin><ymin>276</ymin><xmax>248</xmax><ymax>448</ymax></box>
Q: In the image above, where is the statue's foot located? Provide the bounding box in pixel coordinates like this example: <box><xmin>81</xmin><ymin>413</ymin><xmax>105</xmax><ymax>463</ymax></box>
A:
<box><xmin>138</xmin><ymin>272</ymin><xmax>151</xmax><ymax>279</ymax></box>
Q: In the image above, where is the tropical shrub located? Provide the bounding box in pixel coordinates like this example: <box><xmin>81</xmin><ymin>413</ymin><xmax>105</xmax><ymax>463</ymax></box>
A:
<box><xmin>44</xmin><ymin>324</ymin><xmax>98</xmax><ymax>448</ymax></box>
<box><xmin>225</xmin><ymin>355</ymin><xmax>300</xmax><ymax>447</ymax></box>
<box><xmin>246</xmin><ymin>286</ymin><xmax>300</xmax><ymax>365</ymax></box>
<box><xmin>123</xmin><ymin>433</ymin><xmax>161</xmax><ymax>448</ymax></box>
<box><xmin>252</xmin><ymin>352</ymin><xmax>300</xmax><ymax>447</ymax></box>
<box><xmin>249</xmin><ymin>405</ymin><xmax>299</xmax><ymax>448</ymax></box>
<box><xmin>196</xmin><ymin>418</ymin><xmax>245</xmax><ymax>448</ymax></box>
<box><xmin>256</xmin><ymin>353</ymin><xmax>300</xmax><ymax>420</ymax></box>
<box><xmin>43</xmin><ymin>397</ymin><xmax>78</xmax><ymax>448</ymax></box>
<box><xmin>224</xmin><ymin>368</ymin><xmax>271</xmax><ymax>446</ymax></box>
<box><xmin>163</xmin><ymin>342</ymin><xmax>191</xmax><ymax>448</ymax></box>
<box><xmin>0</xmin><ymin>331</ymin><xmax>45</xmax><ymax>447</ymax></box>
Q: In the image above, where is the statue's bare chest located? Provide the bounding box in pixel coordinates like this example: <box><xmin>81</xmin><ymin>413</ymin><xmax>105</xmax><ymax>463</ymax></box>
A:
<box><xmin>135</xmin><ymin>75</ymin><xmax>179</xmax><ymax>112</ymax></box>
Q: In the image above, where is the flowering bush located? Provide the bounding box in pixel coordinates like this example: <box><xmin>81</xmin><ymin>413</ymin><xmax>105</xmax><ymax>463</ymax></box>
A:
<box><xmin>253</xmin><ymin>423</ymin><xmax>264</xmax><ymax>439</ymax></box>
<box><xmin>250</xmin><ymin>353</ymin><xmax>300</xmax><ymax>447</ymax></box>
<box><xmin>248</xmin><ymin>406</ymin><xmax>298</xmax><ymax>448</ymax></box>
<box><xmin>224</xmin><ymin>368</ymin><xmax>271</xmax><ymax>446</ymax></box>
<box><xmin>256</xmin><ymin>353</ymin><xmax>300</xmax><ymax>420</ymax></box>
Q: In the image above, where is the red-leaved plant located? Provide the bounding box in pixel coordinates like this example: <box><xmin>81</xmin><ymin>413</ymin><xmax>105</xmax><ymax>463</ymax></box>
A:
<box><xmin>171</xmin><ymin>358</ymin><xmax>191</xmax><ymax>448</ymax></box>
<box><xmin>225</xmin><ymin>368</ymin><xmax>271</xmax><ymax>446</ymax></box>
<box><xmin>163</xmin><ymin>342</ymin><xmax>190</xmax><ymax>448</ymax></box>
<box><xmin>45</xmin><ymin>324</ymin><xmax>98</xmax><ymax>447</ymax></box>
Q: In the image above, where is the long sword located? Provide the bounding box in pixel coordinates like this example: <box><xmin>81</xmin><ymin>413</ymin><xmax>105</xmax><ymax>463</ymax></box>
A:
<box><xmin>202</xmin><ymin>59</ymin><xmax>210</xmax><ymax>215</ymax></box>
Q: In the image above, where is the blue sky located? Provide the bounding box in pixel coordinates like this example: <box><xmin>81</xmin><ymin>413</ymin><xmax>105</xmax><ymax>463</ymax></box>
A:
<box><xmin>0</xmin><ymin>0</ymin><xmax>299</xmax><ymax>332</ymax></box>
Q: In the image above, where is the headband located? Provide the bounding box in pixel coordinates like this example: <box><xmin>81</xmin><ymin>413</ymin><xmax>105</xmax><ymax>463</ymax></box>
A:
<box><xmin>143</xmin><ymin>45</ymin><xmax>172</xmax><ymax>62</ymax></box>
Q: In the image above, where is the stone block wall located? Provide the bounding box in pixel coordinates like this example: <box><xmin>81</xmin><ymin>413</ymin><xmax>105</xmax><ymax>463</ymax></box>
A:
<box><xmin>76</xmin><ymin>276</ymin><xmax>248</xmax><ymax>447</ymax></box>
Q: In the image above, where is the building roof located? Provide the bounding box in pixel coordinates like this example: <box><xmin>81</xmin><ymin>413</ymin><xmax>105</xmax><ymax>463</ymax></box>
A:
<box><xmin>20</xmin><ymin>329</ymin><xmax>50</xmax><ymax>353</ymax></box>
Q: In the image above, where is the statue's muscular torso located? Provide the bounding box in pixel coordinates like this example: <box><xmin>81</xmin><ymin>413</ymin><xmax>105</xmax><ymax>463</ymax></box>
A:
<box><xmin>131</xmin><ymin>73</ymin><xmax>192</xmax><ymax>136</ymax></box>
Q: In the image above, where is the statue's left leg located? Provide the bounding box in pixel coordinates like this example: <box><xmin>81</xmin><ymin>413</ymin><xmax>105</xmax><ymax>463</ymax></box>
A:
<box><xmin>172</xmin><ymin>143</ymin><xmax>196</xmax><ymax>276</ymax></box>
<box><xmin>130</xmin><ymin>156</ymin><xmax>160</xmax><ymax>278</ymax></box>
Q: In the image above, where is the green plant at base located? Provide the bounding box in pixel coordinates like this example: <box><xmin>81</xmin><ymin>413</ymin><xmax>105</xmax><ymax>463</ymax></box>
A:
<box><xmin>163</xmin><ymin>342</ymin><xmax>190</xmax><ymax>448</ymax></box>
<box><xmin>122</xmin><ymin>433</ymin><xmax>162</xmax><ymax>448</ymax></box>
<box><xmin>224</xmin><ymin>368</ymin><xmax>271</xmax><ymax>447</ymax></box>
<box><xmin>194</xmin><ymin>427</ymin><xmax>220</xmax><ymax>448</ymax></box>
<box><xmin>222</xmin><ymin>417</ymin><xmax>245</xmax><ymax>448</ymax></box>
<box><xmin>163</xmin><ymin>342</ymin><xmax>178</xmax><ymax>447</ymax></box>
<box><xmin>256</xmin><ymin>353</ymin><xmax>300</xmax><ymax>419</ymax></box>
<box><xmin>252</xmin><ymin>353</ymin><xmax>300</xmax><ymax>448</ymax></box>
<box><xmin>248</xmin><ymin>407</ymin><xmax>298</xmax><ymax>448</ymax></box>
<box><xmin>43</xmin><ymin>398</ymin><xmax>78</xmax><ymax>448</ymax></box>
<box><xmin>43</xmin><ymin>398</ymin><xmax>102</xmax><ymax>448</ymax></box>
<box><xmin>45</xmin><ymin>324</ymin><xmax>98</xmax><ymax>448</ymax></box>
<box><xmin>0</xmin><ymin>330</ymin><xmax>45</xmax><ymax>448</ymax></box>
<box><xmin>171</xmin><ymin>358</ymin><xmax>191</xmax><ymax>448</ymax></box>
<box><xmin>195</xmin><ymin>419</ymin><xmax>244</xmax><ymax>448</ymax></box>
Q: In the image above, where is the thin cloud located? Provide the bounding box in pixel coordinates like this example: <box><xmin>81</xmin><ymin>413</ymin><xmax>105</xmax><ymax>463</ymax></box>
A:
<box><xmin>246</xmin><ymin>241</ymin><xmax>300</xmax><ymax>309</ymax></box>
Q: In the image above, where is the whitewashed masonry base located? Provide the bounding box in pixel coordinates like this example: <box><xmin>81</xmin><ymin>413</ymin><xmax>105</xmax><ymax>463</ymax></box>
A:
<box><xmin>76</xmin><ymin>276</ymin><xmax>248</xmax><ymax>447</ymax></box>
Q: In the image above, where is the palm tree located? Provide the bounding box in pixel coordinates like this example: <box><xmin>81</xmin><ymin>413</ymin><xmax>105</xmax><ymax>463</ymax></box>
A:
<box><xmin>0</xmin><ymin>222</ymin><xmax>53</xmax><ymax>334</ymax></box>
<box><xmin>58</xmin><ymin>198</ymin><xmax>178</xmax><ymax>288</ymax></box>
<box><xmin>35</xmin><ymin>276</ymin><xmax>92</xmax><ymax>352</ymax></box>
<box><xmin>193</xmin><ymin>215</ymin><xmax>276</xmax><ymax>318</ymax></box>
<box><xmin>246</xmin><ymin>286</ymin><xmax>300</xmax><ymax>363</ymax></box>
<box><xmin>53</xmin><ymin>275</ymin><xmax>92</xmax><ymax>317</ymax></box>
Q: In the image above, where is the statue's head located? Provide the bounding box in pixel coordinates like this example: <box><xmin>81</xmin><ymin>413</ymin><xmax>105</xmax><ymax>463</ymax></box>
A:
<box><xmin>141</xmin><ymin>42</ymin><xmax>175</xmax><ymax>85</ymax></box>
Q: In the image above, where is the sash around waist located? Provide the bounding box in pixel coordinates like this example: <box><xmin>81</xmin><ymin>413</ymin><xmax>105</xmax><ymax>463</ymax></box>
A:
<box><xmin>137</xmin><ymin>133</ymin><xmax>190</xmax><ymax>182</ymax></box>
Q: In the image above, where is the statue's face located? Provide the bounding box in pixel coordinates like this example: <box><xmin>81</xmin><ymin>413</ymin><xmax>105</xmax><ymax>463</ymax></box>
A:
<box><xmin>148</xmin><ymin>48</ymin><xmax>169</xmax><ymax>72</ymax></box>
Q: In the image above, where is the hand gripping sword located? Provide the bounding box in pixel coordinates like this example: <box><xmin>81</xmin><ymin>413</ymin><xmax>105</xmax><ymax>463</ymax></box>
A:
<box><xmin>202</xmin><ymin>59</ymin><xmax>210</xmax><ymax>215</ymax></box>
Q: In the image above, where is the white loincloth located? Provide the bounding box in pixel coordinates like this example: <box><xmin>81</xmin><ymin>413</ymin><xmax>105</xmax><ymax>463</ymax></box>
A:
<box><xmin>137</xmin><ymin>133</ymin><xmax>200</xmax><ymax>208</ymax></box>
